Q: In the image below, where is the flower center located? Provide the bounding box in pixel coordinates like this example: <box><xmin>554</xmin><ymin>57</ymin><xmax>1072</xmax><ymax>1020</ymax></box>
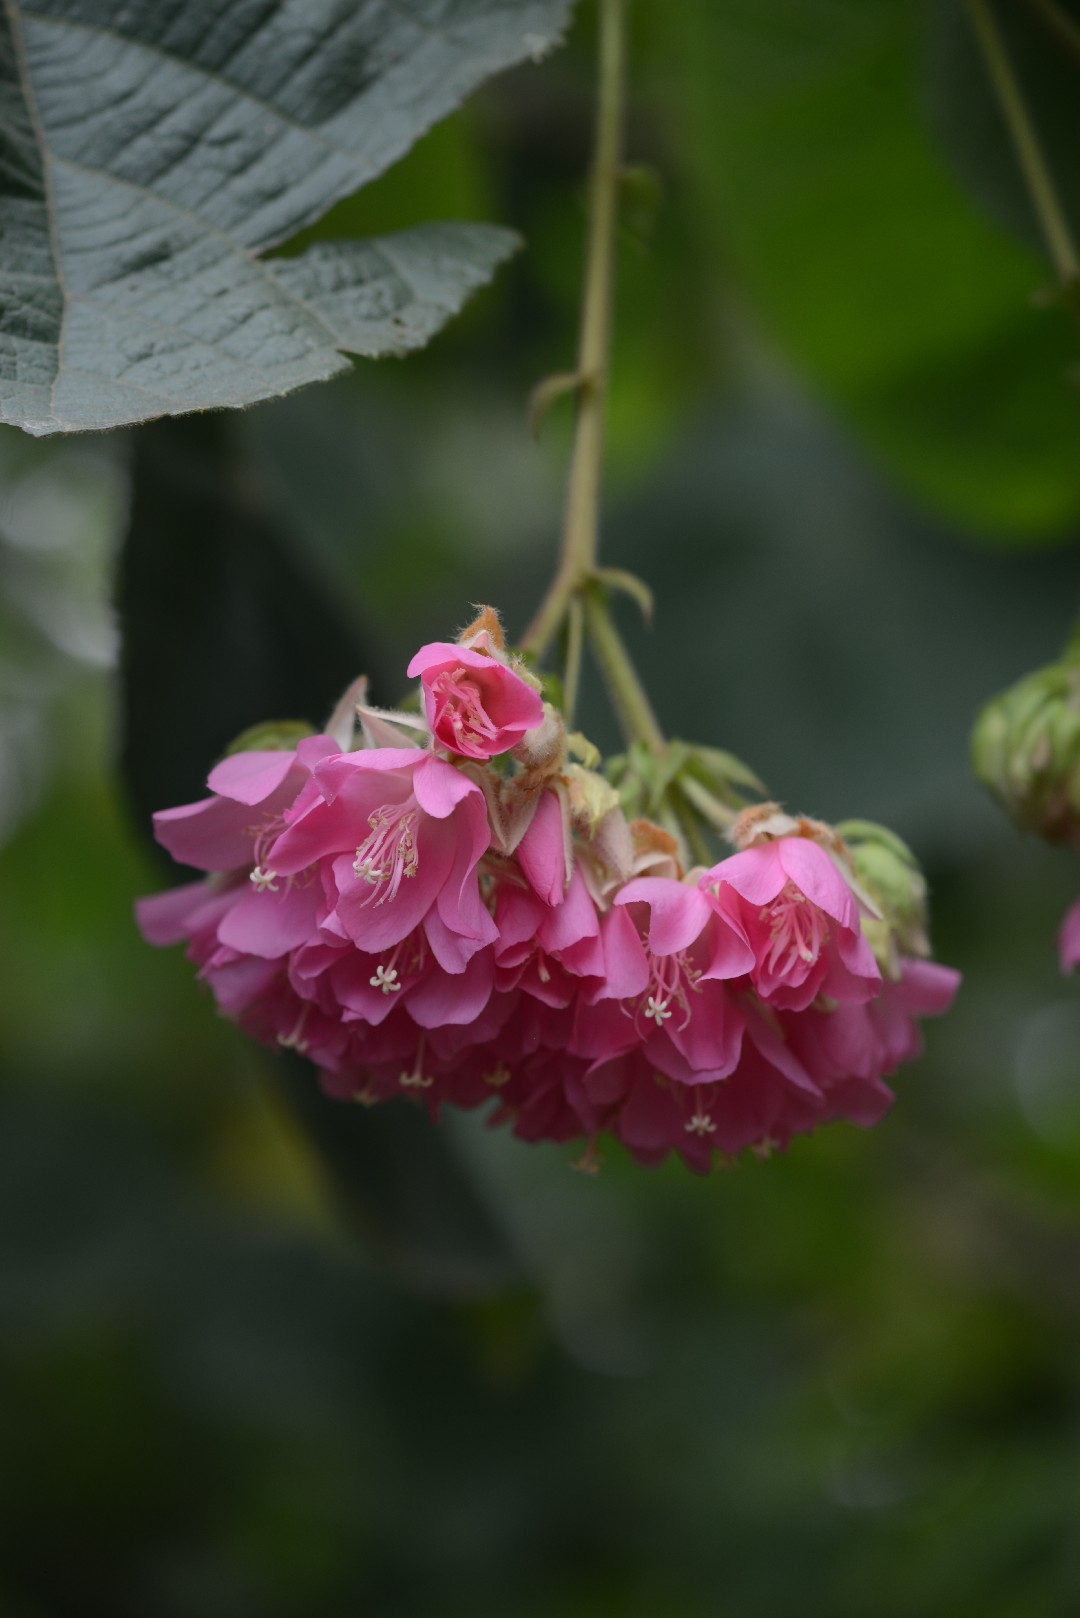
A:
<box><xmin>761</xmin><ymin>883</ymin><xmax>828</xmax><ymax>975</ymax></box>
<box><xmin>634</xmin><ymin>948</ymin><xmax>700</xmax><ymax>1034</ymax></box>
<box><xmin>352</xmin><ymin>799</ymin><xmax>419</xmax><ymax>905</ymax></box>
<box><xmin>366</xmin><ymin>931</ymin><xmax>427</xmax><ymax>995</ymax></box>
<box><xmin>432</xmin><ymin>668</ymin><xmax>498</xmax><ymax>752</ymax></box>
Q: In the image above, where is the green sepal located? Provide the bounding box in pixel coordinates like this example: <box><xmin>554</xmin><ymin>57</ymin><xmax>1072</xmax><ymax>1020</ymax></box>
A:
<box><xmin>836</xmin><ymin>819</ymin><xmax>929</xmax><ymax>968</ymax></box>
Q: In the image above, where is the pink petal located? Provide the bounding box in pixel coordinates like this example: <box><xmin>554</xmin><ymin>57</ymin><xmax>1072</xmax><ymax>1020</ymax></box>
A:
<box><xmin>595</xmin><ymin>906</ymin><xmax>650</xmax><ymax>1000</ymax></box>
<box><xmin>616</xmin><ymin>877</ymin><xmax>711</xmax><ymax>956</ymax></box>
<box><xmin>135</xmin><ymin>881</ymin><xmax>212</xmax><ymax>946</ymax></box>
<box><xmin>896</xmin><ymin>958</ymin><xmax>961</xmax><ymax>1015</ymax></box>
<box><xmin>408</xmin><ymin>950</ymin><xmax>494</xmax><ymax>1028</ymax></box>
<box><xmin>776</xmin><ymin>838</ymin><xmax>857</xmax><ymax>927</ymax></box>
<box><xmin>413</xmin><ymin>755</ymin><xmax>483</xmax><ymax>819</ymax></box>
<box><xmin>434</xmin><ymin>789</ymin><xmax>498</xmax><ymax>946</ymax></box>
<box><xmin>703</xmin><ymin>845</ymin><xmax>786</xmax><ymax>908</ymax></box>
<box><xmin>206</xmin><ymin>749</ymin><xmax>298</xmax><ymax>806</ymax></box>
<box><xmin>216</xmin><ymin>879</ymin><xmax>323</xmax><ymax>959</ymax></box>
<box><xmin>540</xmin><ymin>866</ymin><xmax>599</xmax><ymax>955</ymax></box>
<box><xmin>152</xmin><ymin>796</ymin><xmax>258</xmax><ymax>872</ymax></box>
<box><xmin>517</xmin><ymin>791</ymin><xmax>567</xmax><ymax>905</ymax></box>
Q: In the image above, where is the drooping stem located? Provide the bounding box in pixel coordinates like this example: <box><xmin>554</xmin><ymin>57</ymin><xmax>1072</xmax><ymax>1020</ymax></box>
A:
<box><xmin>563</xmin><ymin>592</ymin><xmax>585</xmax><ymax>725</ymax></box>
<box><xmin>521</xmin><ymin>0</ymin><xmax>626</xmax><ymax>658</ymax></box>
<box><xmin>967</xmin><ymin>0</ymin><xmax>1080</xmax><ymax>286</ymax></box>
<box><xmin>583</xmin><ymin>588</ymin><xmax>665</xmax><ymax>754</ymax></box>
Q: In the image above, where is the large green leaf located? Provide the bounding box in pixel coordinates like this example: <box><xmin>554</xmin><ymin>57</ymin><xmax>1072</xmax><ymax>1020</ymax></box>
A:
<box><xmin>0</xmin><ymin>0</ymin><xmax>573</xmax><ymax>435</ymax></box>
<box><xmin>667</xmin><ymin>0</ymin><xmax>1080</xmax><ymax>538</ymax></box>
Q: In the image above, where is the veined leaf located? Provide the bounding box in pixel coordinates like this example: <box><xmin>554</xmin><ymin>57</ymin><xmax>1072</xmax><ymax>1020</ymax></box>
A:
<box><xmin>0</xmin><ymin>0</ymin><xmax>573</xmax><ymax>434</ymax></box>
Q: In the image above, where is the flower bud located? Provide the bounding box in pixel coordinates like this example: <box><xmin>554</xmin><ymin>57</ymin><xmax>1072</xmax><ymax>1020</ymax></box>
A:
<box><xmin>971</xmin><ymin>658</ymin><xmax>1080</xmax><ymax>842</ymax></box>
<box><xmin>836</xmin><ymin>819</ymin><xmax>929</xmax><ymax>973</ymax></box>
<box><xmin>224</xmin><ymin>719</ymin><xmax>315</xmax><ymax>755</ymax></box>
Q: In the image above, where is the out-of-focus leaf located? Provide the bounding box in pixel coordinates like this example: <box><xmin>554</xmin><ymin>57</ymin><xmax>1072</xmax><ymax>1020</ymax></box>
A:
<box><xmin>278</xmin><ymin>1055</ymin><xmax>521</xmax><ymax>1296</ymax></box>
<box><xmin>119</xmin><ymin>414</ymin><xmax>524</xmax><ymax>1296</ymax></box>
<box><xmin>0</xmin><ymin>0</ymin><xmax>574</xmax><ymax>435</ymax></box>
<box><xmin>667</xmin><ymin>0</ymin><xmax>1080</xmax><ymax>537</ymax></box>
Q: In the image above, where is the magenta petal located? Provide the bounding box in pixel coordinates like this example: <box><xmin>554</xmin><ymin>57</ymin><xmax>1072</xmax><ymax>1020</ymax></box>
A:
<box><xmin>425</xmin><ymin>905</ymin><xmax>487</xmax><ymax>972</ymax></box>
<box><xmin>413</xmin><ymin>755</ymin><xmax>482</xmax><ymax>819</ymax></box>
<box><xmin>541</xmin><ymin>866</ymin><xmax>599</xmax><ymax>953</ymax></box>
<box><xmin>495</xmin><ymin>885</ymin><xmax>546</xmax><ymax>954</ymax></box>
<box><xmin>703</xmin><ymin>846</ymin><xmax>786</xmax><ymax>908</ymax></box>
<box><xmin>153</xmin><ymin>796</ymin><xmax>258</xmax><ymax>872</ymax></box>
<box><xmin>897</xmin><ymin>958</ymin><xmax>961</xmax><ymax>1014</ymax></box>
<box><xmin>517</xmin><ymin>791</ymin><xmax>566</xmax><ymax>905</ymax></box>
<box><xmin>616</xmin><ymin>877</ymin><xmax>711</xmax><ymax>956</ymax></box>
<box><xmin>777</xmin><ymin>838</ymin><xmax>857</xmax><ymax>926</ymax></box>
<box><xmin>829</xmin><ymin>1075</ymin><xmax>896</xmax><ymax>1128</ymax></box>
<box><xmin>596</xmin><ymin>906</ymin><xmax>650</xmax><ymax>1000</ymax></box>
<box><xmin>135</xmin><ymin>881</ymin><xmax>212</xmax><ymax>945</ymax></box>
<box><xmin>217</xmin><ymin>880</ymin><xmax>322</xmax><ymax>958</ymax></box>
<box><xmin>434</xmin><ymin>791</ymin><xmax>497</xmax><ymax>945</ymax></box>
<box><xmin>744</xmin><ymin>1004</ymin><xmax>820</xmax><ymax>1094</ymax></box>
<box><xmin>314</xmin><ymin>748</ymin><xmax>422</xmax><ymax>799</ymax></box>
<box><xmin>408</xmin><ymin>950</ymin><xmax>493</xmax><ymax>1028</ymax></box>
<box><xmin>1061</xmin><ymin>897</ymin><xmax>1080</xmax><ymax>972</ymax></box>
<box><xmin>700</xmin><ymin>914</ymin><xmax>755</xmax><ymax>980</ymax></box>
<box><xmin>837</xmin><ymin>926</ymin><xmax>881</xmax><ymax>981</ymax></box>
<box><xmin>407</xmin><ymin>641</ymin><xmax>489</xmax><ymax>679</ymax></box>
<box><xmin>206</xmin><ymin>749</ymin><xmax>298</xmax><ymax>806</ymax></box>
<box><xmin>619</xmin><ymin>1070</ymin><xmax>682</xmax><ymax>1151</ymax></box>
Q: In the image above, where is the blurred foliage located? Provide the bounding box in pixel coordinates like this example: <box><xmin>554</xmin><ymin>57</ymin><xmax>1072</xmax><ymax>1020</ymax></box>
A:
<box><xmin>4</xmin><ymin>1</ymin><xmax>1080</xmax><ymax>1614</ymax></box>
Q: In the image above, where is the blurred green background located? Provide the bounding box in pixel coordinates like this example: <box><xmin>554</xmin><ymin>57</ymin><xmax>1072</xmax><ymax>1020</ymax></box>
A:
<box><xmin>5</xmin><ymin>2</ymin><xmax>1080</xmax><ymax>1613</ymax></box>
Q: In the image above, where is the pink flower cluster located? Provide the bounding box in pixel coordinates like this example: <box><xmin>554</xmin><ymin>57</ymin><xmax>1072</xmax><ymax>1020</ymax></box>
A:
<box><xmin>137</xmin><ymin>628</ymin><xmax>959</xmax><ymax>1171</ymax></box>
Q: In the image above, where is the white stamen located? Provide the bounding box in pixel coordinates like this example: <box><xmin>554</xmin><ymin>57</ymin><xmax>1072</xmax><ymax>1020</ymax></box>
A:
<box><xmin>399</xmin><ymin>1068</ymin><xmax>433</xmax><ymax>1090</ymax></box>
<box><xmin>249</xmin><ymin>865</ymin><xmax>279</xmax><ymax>892</ymax></box>
<box><xmin>352</xmin><ymin>802</ymin><xmax>419</xmax><ymax>904</ymax></box>
<box><xmin>369</xmin><ymin>964</ymin><xmax>401</xmax><ymax>995</ymax></box>
<box><xmin>685</xmin><ymin>1112</ymin><xmax>717</xmax><ymax>1137</ymax></box>
<box><xmin>276</xmin><ymin>1005</ymin><xmax>310</xmax><ymax>1054</ymax></box>
<box><xmin>643</xmin><ymin>994</ymin><xmax>672</xmax><ymax>1025</ymax></box>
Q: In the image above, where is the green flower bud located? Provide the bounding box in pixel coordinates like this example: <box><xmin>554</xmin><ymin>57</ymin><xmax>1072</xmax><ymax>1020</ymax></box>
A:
<box><xmin>224</xmin><ymin>719</ymin><xmax>315</xmax><ymax>756</ymax></box>
<box><xmin>971</xmin><ymin>659</ymin><xmax>1080</xmax><ymax>842</ymax></box>
<box><xmin>836</xmin><ymin>819</ymin><xmax>929</xmax><ymax>973</ymax></box>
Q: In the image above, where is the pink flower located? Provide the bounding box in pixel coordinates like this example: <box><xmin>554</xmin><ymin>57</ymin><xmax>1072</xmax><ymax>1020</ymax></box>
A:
<box><xmin>783</xmin><ymin>956</ymin><xmax>960</xmax><ymax>1121</ymax></box>
<box><xmin>269</xmin><ymin>748</ymin><xmax>497</xmax><ymax>972</ymax></box>
<box><xmin>1060</xmin><ymin>896</ymin><xmax>1080</xmax><ymax>973</ymax></box>
<box><xmin>407</xmin><ymin>641</ymin><xmax>544</xmax><ymax>760</ymax></box>
<box><xmin>578</xmin><ymin>876</ymin><xmax>755</xmax><ymax>1081</ymax></box>
<box><xmin>701</xmin><ymin>837</ymin><xmax>880</xmax><ymax>1012</ymax></box>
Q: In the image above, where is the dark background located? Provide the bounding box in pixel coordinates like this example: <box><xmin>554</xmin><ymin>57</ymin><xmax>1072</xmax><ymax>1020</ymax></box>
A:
<box><xmin>4</xmin><ymin>2</ymin><xmax>1080</xmax><ymax>1613</ymax></box>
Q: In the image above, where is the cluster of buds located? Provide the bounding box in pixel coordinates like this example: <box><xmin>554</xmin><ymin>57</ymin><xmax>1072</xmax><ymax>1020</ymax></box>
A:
<box><xmin>138</xmin><ymin>610</ymin><xmax>958</xmax><ymax>1172</ymax></box>
<box><xmin>972</xmin><ymin>642</ymin><xmax>1080</xmax><ymax>973</ymax></box>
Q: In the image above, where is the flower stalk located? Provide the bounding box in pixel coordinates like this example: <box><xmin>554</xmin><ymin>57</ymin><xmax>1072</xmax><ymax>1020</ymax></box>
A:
<box><xmin>966</xmin><ymin>0</ymin><xmax>1080</xmax><ymax>287</ymax></box>
<box><xmin>521</xmin><ymin>0</ymin><xmax>641</xmax><ymax>688</ymax></box>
